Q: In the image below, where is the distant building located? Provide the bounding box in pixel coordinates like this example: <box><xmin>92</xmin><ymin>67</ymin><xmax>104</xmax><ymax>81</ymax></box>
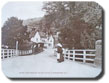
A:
<box><xmin>53</xmin><ymin>32</ymin><xmax>60</xmax><ymax>46</ymax></box>
<box><xmin>31</xmin><ymin>32</ymin><xmax>41</xmax><ymax>43</ymax></box>
<box><xmin>46</xmin><ymin>35</ymin><xmax>54</xmax><ymax>48</ymax></box>
<box><xmin>31</xmin><ymin>31</ymin><xmax>54</xmax><ymax>48</ymax></box>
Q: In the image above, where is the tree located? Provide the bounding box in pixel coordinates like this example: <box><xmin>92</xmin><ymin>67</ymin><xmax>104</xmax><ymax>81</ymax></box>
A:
<box><xmin>2</xmin><ymin>17</ymin><xmax>29</xmax><ymax>49</ymax></box>
<box><xmin>59</xmin><ymin>18</ymin><xmax>93</xmax><ymax>49</ymax></box>
<box><xmin>43</xmin><ymin>2</ymin><xmax>103</xmax><ymax>49</ymax></box>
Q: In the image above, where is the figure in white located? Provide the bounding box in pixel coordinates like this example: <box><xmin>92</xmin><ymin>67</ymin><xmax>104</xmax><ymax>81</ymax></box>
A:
<box><xmin>56</xmin><ymin>43</ymin><xmax>64</xmax><ymax>63</ymax></box>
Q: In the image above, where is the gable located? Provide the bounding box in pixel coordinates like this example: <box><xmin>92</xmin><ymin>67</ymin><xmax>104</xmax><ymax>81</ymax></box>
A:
<box><xmin>48</xmin><ymin>35</ymin><xmax>54</xmax><ymax>42</ymax></box>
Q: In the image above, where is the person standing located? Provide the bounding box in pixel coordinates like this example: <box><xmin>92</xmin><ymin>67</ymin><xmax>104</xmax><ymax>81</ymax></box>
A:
<box><xmin>56</xmin><ymin>43</ymin><xmax>64</xmax><ymax>62</ymax></box>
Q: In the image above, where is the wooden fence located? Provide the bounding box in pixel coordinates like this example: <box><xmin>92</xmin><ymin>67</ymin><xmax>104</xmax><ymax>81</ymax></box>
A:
<box><xmin>54</xmin><ymin>49</ymin><xmax>96</xmax><ymax>63</ymax></box>
<box><xmin>18</xmin><ymin>50</ymin><xmax>32</xmax><ymax>56</ymax></box>
<box><xmin>63</xmin><ymin>49</ymin><xmax>96</xmax><ymax>63</ymax></box>
<box><xmin>1</xmin><ymin>49</ymin><xmax>16</xmax><ymax>59</ymax></box>
<box><xmin>1</xmin><ymin>49</ymin><xmax>32</xmax><ymax>59</ymax></box>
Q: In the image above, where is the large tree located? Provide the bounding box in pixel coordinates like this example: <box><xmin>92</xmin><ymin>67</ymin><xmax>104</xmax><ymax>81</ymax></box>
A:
<box><xmin>43</xmin><ymin>2</ymin><xmax>103</xmax><ymax>49</ymax></box>
<box><xmin>2</xmin><ymin>17</ymin><xmax>29</xmax><ymax>49</ymax></box>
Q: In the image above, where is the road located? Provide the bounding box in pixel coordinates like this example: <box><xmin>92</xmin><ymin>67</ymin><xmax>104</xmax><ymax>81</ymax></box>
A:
<box><xmin>2</xmin><ymin>48</ymin><xmax>101</xmax><ymax>78</ymax></box>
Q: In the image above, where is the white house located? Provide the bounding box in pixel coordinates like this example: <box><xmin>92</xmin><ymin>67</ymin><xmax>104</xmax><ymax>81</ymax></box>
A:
<box><xmin>31</xmin><ymin>32</ymin><xmax>41</xmax><ymax>43</ymax></box>
<box><xmin>47</xmin><ymin>35</ymin><xmax>54</xmax><ymax>48</ymax></box>
<box><xmin>31</xmin><ymin>31</ymin><xmax>54</xmax><ymax>48</ymax></box>
<box><xmin>43</xmin><ymin>35</ymin><xmax>54</xmax><ymax>48</ymax></box>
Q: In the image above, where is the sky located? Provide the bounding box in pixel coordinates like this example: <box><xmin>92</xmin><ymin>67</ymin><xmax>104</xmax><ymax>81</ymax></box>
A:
<box><xmin>2</xmin><ymin>1</ymin><xmax>45</xmax><ymax>26</ymax></box>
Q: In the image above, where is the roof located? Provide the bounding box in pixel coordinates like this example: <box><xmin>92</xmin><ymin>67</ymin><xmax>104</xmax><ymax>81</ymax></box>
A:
<box><xmin>30</xmin><ymin>31</ymin><xmax>47</xmax><ymax>38</ymax></box>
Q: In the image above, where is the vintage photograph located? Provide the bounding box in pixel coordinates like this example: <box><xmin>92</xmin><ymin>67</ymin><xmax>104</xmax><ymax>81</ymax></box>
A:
<box><xmin>1</xmin><ymin>1</ymin><xmax>103</xmax><ymax>78</ymax></box>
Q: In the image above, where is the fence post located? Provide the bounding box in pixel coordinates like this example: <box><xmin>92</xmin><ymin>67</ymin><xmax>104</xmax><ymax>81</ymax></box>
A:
<box><xmin>83</xmin><ymin>50</ymin><xmax>86</xmax><ymax>63</ymax></box>
<box><xmin>10</xmin><ymin>50</ymin><xmax>12</xmax><ymax>57</ymax></box>
<box><xmin>63</xmin><ymin>49</ymin><xmax>66</xmax><ymax>59</ymax></box>
<box><xmin>16</xmin><ymin>41</ymin><xmax>18</xmax><ymax>56</ymax></box>
<box><xmin>73</xmin><ymin>50</ymin><xmax>75</xmax><ymax>61</ymax></box>
<box><xmin>68</xmin><ymin>50</ymin><xmax>70</xmax><ymax>60</ymax></box>
<box><xmin>7</xmin><ymin>50</ymin><xmax>9</xmax><ymax>58</ymax></box>
<box><xmin>94</xmin><ymin>40</ymin><xmax>102</xmax><ymax>67</ymax></box>
<box><xmin>2</xmin><ymin>49</ymin><xmax>4</xmax><ymax>59</ymax></box>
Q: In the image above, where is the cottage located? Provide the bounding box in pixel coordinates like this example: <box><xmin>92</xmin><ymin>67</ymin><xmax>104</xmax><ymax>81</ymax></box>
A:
<box><xmin>31</xmin><ymin>32</ymin><xmax>41</xmax><ymax>43</ymax></box>
<box><xmin>31</xmin><ymin>31</ymin><xmax>54</xmax><ymax>48</ymax></box>
<box><xmin>47</xmin><ymin>35</ymin><xmax>54</xmax><ymax>48</ymax></box>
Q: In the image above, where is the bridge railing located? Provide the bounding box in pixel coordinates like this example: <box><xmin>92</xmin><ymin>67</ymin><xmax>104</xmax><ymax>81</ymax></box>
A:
<box><xmin>54</xmin><ymin>49</ymin><xmax>96</xmax><ymax>63</ymax></box>
<box><xmin>18</xmin><ymin>50</ymin><xmax>32</xmax><ymax>56</ymax></box>
<box><xmin>1</xmin><ymin>49</ymin><xmax>16</xmax><ymax>59</ymax></box>
<box><xmin>63</xmin><ymin>49</ymin><xmax>96</xmax><ymax>63</ymax></box>
<box><xmin>1</xmin><ymin>49</ymin><xmax>33</xmax><ymax>59</ymax></box>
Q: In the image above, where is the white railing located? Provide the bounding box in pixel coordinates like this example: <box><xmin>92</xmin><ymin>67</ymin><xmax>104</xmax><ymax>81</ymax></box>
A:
<box><xmin>54</xmin><ymin>49</ymin><xmax>96</xmax><ymax>63</ymax></box>
<box><xmin>63</xmin><ymin>49</ymin><xmax>96</xmax><ymax>63</ymax></box>
<box><xmin>1</xmin><ymin>49</ymin><xmax>33</xmax><ymax>59</ymax></box>
<box><xmin>1</xmin><ymin>49</ymin><xmax>17</xmax><ymax>59</ymax></box>
<box><xmin>18</xmin><ymin>50</ymin><xmax>32</xmax><ymax>56</ymax></box>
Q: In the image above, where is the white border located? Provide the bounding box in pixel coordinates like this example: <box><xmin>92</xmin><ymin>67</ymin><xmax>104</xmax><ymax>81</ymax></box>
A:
<box><xmin>0</xmin><ymin>0</ymin><xmax>108</xmax><ymax>82</ymax></box>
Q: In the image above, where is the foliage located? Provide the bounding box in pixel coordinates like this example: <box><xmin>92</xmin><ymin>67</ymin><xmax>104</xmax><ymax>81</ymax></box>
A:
<box><xmin>43</xmin><ymin>2</ymin><xmax>103</xmax><ymax>49</ymax></box>
<box><xmin>2</xmin><ymin>17</ymin><xmax>29</xmax><ymax>49</ymax></box>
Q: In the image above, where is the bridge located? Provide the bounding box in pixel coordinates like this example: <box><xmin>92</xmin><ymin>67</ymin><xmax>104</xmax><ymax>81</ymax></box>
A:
<box><xmin>1</xmin><ymin>48</ymin><xmax>101</xmax><ymax>78</ymax></box>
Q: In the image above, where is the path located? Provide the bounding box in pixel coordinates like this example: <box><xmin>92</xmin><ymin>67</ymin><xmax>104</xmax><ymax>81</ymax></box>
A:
<box><xmin>2</xmin><ymin>48</ymin><xmax>101</xmax><ymax>78</ymax></box>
